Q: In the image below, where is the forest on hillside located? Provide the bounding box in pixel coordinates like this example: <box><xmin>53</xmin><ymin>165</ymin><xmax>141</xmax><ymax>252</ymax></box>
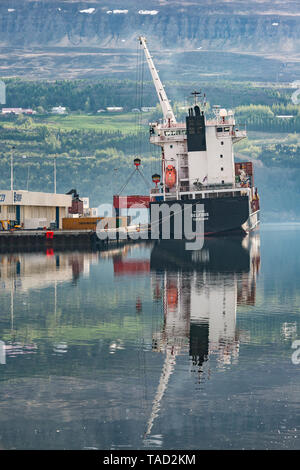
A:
<box><xmin>2</xmin><ymin>78</ymin><xmax>293</xmax><ymax>112</ymax></box>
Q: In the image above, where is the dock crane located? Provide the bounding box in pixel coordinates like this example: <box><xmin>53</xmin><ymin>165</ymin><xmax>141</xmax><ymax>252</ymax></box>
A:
<box><xmin>138</xmin><ymin>36</ymin><xmax>176</xmax><ymax>126</ymax></box>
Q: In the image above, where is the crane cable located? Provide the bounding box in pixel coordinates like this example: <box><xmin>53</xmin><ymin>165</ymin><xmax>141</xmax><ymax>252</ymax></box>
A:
<box><xmin>133</xmin><ymin>41</ymin><xmax>141</xmax><ymax>157</ymax></box>
<box><xmin>138</xmin><ymin>47</ymin><xmax>145</xmax><ymax>158</ymax></box>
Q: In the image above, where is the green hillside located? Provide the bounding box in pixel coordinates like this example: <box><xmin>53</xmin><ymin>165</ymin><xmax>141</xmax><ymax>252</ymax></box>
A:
<box><xmin>0</xmin><ymin>78</ymin><xmax>299</xmax><ymax>219</ymax></box>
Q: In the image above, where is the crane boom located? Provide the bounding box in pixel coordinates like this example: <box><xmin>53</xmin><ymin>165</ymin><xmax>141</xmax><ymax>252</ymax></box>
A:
<box><xmin>139</xmin><ymin>36</ymin><xmax>176</xmax><ymax>125</ymax></box>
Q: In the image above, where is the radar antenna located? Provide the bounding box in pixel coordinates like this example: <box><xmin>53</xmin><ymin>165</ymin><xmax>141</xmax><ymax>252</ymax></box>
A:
<box><xmin>191</xmin><ymin>90</ymin><xmax>206</xmax><ymax>108</ymax></box>
<box><xmin>191</xmin><ymin>90</ymin><xmax>201</xmax><ymax>105</ymax></box>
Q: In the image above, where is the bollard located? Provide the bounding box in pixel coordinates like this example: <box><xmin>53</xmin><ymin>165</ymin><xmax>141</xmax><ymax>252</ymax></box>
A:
<box><xmin>46</xmin><ymin>231</ymin><xmax>54</xmax><ymax>240</ymax></box>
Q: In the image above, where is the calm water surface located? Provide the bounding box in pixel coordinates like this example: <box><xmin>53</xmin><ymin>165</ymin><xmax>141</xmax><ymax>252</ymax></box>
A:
<box><xmin>0</xmin><ymin>224</ymin><xmax>299</xmax><ymax>450</ymax></box>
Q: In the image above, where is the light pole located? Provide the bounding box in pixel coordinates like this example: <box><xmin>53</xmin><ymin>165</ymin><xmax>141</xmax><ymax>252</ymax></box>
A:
<box><xmin>54</xmin><ymin>156</ymin><xmax>57</xmax><ymax>194</ymax></box>
<box><xmin>10</xmin><ymin>146</ymin><xmax>15</xmax><ymax>193</ymax></box>
<box><xmin>22</xmin><ymin>156</ymin><xmax>30</xmax><ymax>191</ymax></box>
<box><xmin>50</xmin><ymin>155</ymin><xmax>94</xmax><ymax>194</ymax></box>
<box><xmin>10</xmin><ymin>153</ymin><xmax>13</xmax><ymax>191</ymax></box>
<box><xmin>19</xmin><ymin>154</ymin><xmax>56</xmax><ymax>193</ymax></box>
<box><xmin>10</xmin><ymin>154</ymin><xmax>95</xmax><ymax>196</ymax></box>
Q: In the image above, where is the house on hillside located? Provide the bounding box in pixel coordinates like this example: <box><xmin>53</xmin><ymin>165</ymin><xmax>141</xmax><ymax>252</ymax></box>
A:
<box><xmin>2</xmin><ymin>108</ymin><xmax>36</xmax><ymax>115</ymax></box>
<box><xmin>141</xmin><ymin>107</ymin><xmax>156</xmax><ymax>112</ymax></box>
<box><xmin>51</xmin><ymin>106</ymin><xmax>67</xmax><ymax>114</ymax></box>
<box><xmin>106</xmin><ymin>107</ymin><xmax>123</xmax><ymax>112</ymax></box>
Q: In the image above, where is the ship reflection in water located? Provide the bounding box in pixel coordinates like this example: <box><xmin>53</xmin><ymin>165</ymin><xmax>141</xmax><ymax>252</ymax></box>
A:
<box><xmin>4</xmin><ymin>233</ymin><xmax>294</xmax><ymax>450</ymax></box>
<box><xmin>146</xmin><ymin>234</ymin><xmax>260</xmax><ymax>438</ymax></box>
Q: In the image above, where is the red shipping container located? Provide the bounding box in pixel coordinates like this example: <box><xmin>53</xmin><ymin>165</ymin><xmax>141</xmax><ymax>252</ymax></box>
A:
<box><xmin>113</xmin><ymin>195</ymin><xmax>150</xmax><ymax>209</ymax></box>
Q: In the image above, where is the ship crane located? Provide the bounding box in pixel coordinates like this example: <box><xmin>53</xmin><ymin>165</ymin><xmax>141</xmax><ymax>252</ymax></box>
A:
<box><xmin>139</xmin><ymin>36</ymin><xmax>176</xmax><ymax>126</ymax></box>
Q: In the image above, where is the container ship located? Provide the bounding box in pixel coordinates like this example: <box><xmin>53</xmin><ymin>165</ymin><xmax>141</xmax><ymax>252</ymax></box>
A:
<box><xmin>138</xmin><ymin>36</ymin><xmax>260</xmax><ymax>237</ymax></box>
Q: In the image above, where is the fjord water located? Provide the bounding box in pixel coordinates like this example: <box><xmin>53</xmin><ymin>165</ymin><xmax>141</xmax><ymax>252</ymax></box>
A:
<box><xmin>0</xmin><ymin>225</ymin><xmax>299</xmax><ymax>450</ymax></box>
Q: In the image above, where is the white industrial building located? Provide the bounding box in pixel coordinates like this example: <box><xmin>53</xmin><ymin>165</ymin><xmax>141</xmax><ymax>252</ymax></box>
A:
<box><xmin>0</xmin><ymin>190</ymin><xmax>72</xmax><ymax>229</ymax></box>
<box><xmin>106</xmin><ymin>107</ymin><xmax>123</xmax><ymax>112</ymax></box>
<box><xmin>51</xmin><ymin>106</ymin><xmax>67</xmax><ymax>114</ymax></box>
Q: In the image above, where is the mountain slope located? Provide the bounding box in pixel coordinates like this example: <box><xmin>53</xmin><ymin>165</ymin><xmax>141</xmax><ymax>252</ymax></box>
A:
<box><xmin>0</xmin><ymin>1</ymin><xmax>299</xmax><ymax>52</ymax></box>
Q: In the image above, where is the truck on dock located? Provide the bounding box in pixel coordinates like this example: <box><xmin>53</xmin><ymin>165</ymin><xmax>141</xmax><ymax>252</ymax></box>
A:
<box><xmin>0</xmin><ymin>220</ymin><xmax>22</xmax><ymax>231</ymax></box>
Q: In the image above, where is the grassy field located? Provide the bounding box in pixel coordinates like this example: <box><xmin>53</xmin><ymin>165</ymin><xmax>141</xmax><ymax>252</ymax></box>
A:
<box><xmin>247</xmin><ymin>131</ymin><xmax>299</xmax><ymax>142</ymax></box>
<box><xmin>0</xmin><ymin>112</ymin><xmax>154</xmax><ymax>134</ymax></box>
<box><xmin>37</xmin><ymin>112</ymin><xmax>147</xmax><ymax>133</ymax></box>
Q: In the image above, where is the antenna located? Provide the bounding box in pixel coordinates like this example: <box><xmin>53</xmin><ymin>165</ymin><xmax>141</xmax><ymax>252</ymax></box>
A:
<box><xmin>191</xmin><ymin>90</ymin><xmax>201</xmax><ymax>105</ymax></box>
<box><xmin>191</xmin><ymin>90</ymin><xmax>207</xmax><ymax>110</ymax></box>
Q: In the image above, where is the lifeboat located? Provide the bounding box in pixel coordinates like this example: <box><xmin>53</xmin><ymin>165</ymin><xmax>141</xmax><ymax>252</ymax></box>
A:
<box><xmin>165</xmin><ymin>165</ymin><xmax>176</xmax><ymax>188</ymax></box>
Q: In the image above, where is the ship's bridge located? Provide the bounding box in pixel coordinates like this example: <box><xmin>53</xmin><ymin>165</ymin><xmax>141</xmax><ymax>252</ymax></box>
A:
<box><xmin>206</xmin><ymin>118</ymin><xmax>247</xmax><ymax>143</ymax></box>
<box><xmin>149</xmin><ymin>122</ymin><xmax>187</xmax><ymax>146</ymax></box>
<box><xmin>206</xmin><ymin>107</ymin><xmax>247</xmax><ymax>143</ymax></box>
<box><xmin>149</xmin><ymin>119</ymin><xmax>246</xmax><ymax>146</ymax></box>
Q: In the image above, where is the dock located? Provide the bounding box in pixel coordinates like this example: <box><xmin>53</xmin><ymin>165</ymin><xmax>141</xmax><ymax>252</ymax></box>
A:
<box><xmin>0</xmin><ymin>227</ymin><xmax>150</xmax><ymax>252</ymax></box>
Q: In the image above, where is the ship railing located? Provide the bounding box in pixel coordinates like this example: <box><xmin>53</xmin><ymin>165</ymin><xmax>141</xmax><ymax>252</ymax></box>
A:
<box><xmin>149</xmin><ymin>136</ymin><xmax>186</xmax><ymax>145</ymax></box>
<box><xmin>161</xmin><ymin>188</ymin><xmax>249</xmax><ymax>201</ymax></box>
<box><xmin>160</xmin><ymin>123</ymin><xmax>186</xmax><ymax>129</ymax></box>
<box><xmin>206</xmin><ymin>118</ymin><xmax>235</xmax><ymax>126</ymax></box>
<box><xmin>199</xmin><ymin>183</ymin><xmax>234</xmax><ymax>190</ymax></box>
<box><xmin>181</xmin><ymin>182</ymin><xmax>235</xmax><ymax>192</ymax></box>
<box><xmin>164</xmin><ymin>193</ymin><xmax>178</xmax><ymax>201</ymax></box>
<box><xmin>178</xmin><ymin>188</ymin><xmax>249</xmax><ymax>199</ymax></box>
<box><xmin>151</xmin><ymin>133</ymin><xmax>186</xmax><ymax>141</ymax></box>
<box><xmin>233</xmin><ymin>130</ymin><xmax>247</xmax><ymax>138</ymax></box>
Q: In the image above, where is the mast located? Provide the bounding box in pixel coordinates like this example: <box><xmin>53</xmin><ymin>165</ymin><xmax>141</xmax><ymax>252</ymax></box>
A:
<box><xmin>139</xmin><ymin>36</ymin><xmax>176</xmax><ymax>125</ymax></box>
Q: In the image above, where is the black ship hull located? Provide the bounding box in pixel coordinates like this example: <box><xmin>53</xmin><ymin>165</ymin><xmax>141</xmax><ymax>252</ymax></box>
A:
<box><xmin>149</xmin><ymin>195</ymin><xmax>259</xmax><ymax>238</ymax></box>
<box><xmin>150</xmin><ymin>237</ymin><xmax>252</xmax><ymax>273</ymax></box>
